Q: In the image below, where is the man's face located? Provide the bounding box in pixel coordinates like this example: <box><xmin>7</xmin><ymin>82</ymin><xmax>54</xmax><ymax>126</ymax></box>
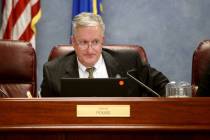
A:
<box><xmin>72</xmin><ymin>25</ymin><xmax>104</xmax><ymax>67</ymax></box>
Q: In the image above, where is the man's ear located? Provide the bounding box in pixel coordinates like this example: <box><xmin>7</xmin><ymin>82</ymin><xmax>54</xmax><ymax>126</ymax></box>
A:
<box><xmin>71</xmin><ymin>36</ymin><xmax>76</xmax><ymax>46</ymax></box>
<box><xmin>102</xmin><ymin>36</ymin><xmax>105</xmax><ymax>44</ymax></box>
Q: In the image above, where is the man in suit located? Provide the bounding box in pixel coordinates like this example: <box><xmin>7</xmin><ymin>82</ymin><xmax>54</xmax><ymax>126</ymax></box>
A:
<box><xmin>41</xmin><ymin>12</ymin><xmax>169</xmax><ymax>97</ymax></box>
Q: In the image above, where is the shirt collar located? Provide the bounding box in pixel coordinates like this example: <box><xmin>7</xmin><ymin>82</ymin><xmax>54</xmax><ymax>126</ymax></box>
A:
<box><xmin>77</xmin><ymin>54</ymin><xmax>103</xmax><ymax>72</ymax></box>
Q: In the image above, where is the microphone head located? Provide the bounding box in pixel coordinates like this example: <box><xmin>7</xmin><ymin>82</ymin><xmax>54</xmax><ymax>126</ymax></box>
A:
<box><xmin>127</xmin><ymin>68</ymin><xmax>137</xmax><ymax>74</ymax></box>
<box><xmin>115</xmin><ymin>74</ymin><xmax>121</xmax><ymax>78</ymax></box>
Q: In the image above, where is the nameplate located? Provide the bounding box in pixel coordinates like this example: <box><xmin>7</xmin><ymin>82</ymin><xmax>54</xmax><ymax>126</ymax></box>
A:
<box><xmin>76</xmin><ymin>105</ymin><xmax>130</xmax><ymax>117</ymax></box>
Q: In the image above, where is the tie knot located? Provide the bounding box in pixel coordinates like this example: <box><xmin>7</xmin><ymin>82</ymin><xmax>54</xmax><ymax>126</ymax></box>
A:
<box><xmin>86</xmin><ymin>67</ymin><xmax>95</xmax><ymax>78</ymax></box>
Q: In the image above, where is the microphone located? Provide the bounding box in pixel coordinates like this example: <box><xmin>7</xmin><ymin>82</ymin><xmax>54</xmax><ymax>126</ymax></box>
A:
<box><xmin>0</xmin><ymin>88</ymin><xmax>9</xmax><ymax>98</ymax></box>
<box><xmin>127</xmin><ymin>69</ymin><xmax>161</xmax><ymax>97</ymax></box>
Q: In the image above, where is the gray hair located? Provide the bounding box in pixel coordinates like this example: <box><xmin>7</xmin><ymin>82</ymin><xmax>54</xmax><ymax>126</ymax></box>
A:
<box><xmin>72</xmin><ymin>12</ymin><xmax>105</xmax><ymax>35</ymax></box>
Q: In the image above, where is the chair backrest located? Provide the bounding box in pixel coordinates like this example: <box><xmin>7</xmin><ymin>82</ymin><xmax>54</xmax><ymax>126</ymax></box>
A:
<box><xmin>0</xmin><ymin>40</ymin><xmax>37</xmax><ymax>97</ymax></box>
<box><xmin>192</xmin><ymin>40</ymin><xmax>210</xmax><ymax>95</ymax></box>
<box><xmin>48</xmin><ymin>44</ymin><xmax>148</xmax><ymax>65</ymax></box>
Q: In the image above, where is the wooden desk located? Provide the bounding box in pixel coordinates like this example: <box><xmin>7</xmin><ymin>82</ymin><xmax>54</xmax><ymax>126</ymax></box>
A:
<box><xmin>0</xmin><ymin>97</ymin><xmax>210</xmax><ymax>140</ymax></box>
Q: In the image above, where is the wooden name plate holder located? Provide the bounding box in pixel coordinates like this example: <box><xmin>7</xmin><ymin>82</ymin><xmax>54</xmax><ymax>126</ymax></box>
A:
<box><xmin>0</xmin><ymin>97</ymin><xmax>210</xmax><ymax>139</ymax></box>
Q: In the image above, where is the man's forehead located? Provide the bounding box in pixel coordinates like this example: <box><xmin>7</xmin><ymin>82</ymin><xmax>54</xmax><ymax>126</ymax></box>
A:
<box><xmin>74</xmin><ymin>26</ymin><xmax>103</xmax><ymax>38</ymax></box>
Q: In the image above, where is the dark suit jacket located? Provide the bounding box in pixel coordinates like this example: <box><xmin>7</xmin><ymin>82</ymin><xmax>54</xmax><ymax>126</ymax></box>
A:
<box><xmin>41</xmin><ymin>48</ymin><xmax>169</xmax><ymax>97</ymax></box>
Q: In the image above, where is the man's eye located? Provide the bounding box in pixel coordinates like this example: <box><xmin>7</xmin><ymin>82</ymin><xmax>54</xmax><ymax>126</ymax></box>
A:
<box><xmin>79</xmin><ymin>41</ymin><xmax>88</xmax><ymax>45</ymax></box>
<box><xmin>92</xmin><ymin>40</ymin><xmax>99</xmax><ymax>45</ymax></box>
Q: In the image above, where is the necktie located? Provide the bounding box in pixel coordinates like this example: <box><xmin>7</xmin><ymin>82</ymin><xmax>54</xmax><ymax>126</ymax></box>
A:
<box><xmin>86</xmin><ymin>67</ymin><xmax>95</xmax><ymax>78</ymax></box>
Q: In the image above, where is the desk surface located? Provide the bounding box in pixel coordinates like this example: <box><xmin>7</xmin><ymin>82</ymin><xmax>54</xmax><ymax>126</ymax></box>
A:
<box><xmin>0</xmin><ymin>97</ymin><xmax>210</xmax><ymax>131</ymax></box>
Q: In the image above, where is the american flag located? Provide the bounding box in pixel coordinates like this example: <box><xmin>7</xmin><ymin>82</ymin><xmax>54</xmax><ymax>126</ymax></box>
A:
<box><xmin>0</xmin><ymin>0</ymin><xmax>41</xmax><ymax>48</ymax></box>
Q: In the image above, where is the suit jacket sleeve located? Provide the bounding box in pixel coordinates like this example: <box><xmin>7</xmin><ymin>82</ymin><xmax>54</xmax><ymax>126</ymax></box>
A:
<box><xmin>41</xmin><ymin>63</ymin><xmax>53</xmax><ymax>97</ymax></box>
<box><xmin>136</xmin><ymin>55</ymin><xmax>169</xmax><ymax>97</ymax></box>
<box><xmin>41</xmin><ymin>62</ymin><xmax>60</xmax><ymax>97</ymax></box>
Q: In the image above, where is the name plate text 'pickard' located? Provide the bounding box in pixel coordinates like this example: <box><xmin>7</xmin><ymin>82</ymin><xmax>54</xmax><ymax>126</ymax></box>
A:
<box><xmin>76</xmin><ymin>105</ymin><xmax>130</xmax><ymax>117</ymax></box>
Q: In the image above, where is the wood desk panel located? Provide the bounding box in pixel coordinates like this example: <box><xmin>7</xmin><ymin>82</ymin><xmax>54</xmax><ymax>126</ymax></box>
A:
<box><xmin>0</xmin><ymin>97</ymin><xmax>210</xmax><ymax>139</ymax></box>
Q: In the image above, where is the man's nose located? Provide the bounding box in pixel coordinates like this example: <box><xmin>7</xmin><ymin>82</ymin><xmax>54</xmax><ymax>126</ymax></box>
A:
<box><xmin>87</xmin><ymin>42</ymin><xmax>93</xmax><ymax>48</ymax></box>
<box><xmin>87</xmin><ymin>43</ymin><xmax>94</xmax><ymax>51</ymax></box>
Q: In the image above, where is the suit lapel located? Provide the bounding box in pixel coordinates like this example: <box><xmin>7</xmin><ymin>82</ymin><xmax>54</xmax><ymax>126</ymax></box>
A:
<box><xmin>62</xmin><ymin>53</ymin><xmax>79</xmax><ymax>78</ymax></box>
<box><xmin>102</xmin><ymin>50</ymin><xmax>126</xmax><ymax>78</ymax></box>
